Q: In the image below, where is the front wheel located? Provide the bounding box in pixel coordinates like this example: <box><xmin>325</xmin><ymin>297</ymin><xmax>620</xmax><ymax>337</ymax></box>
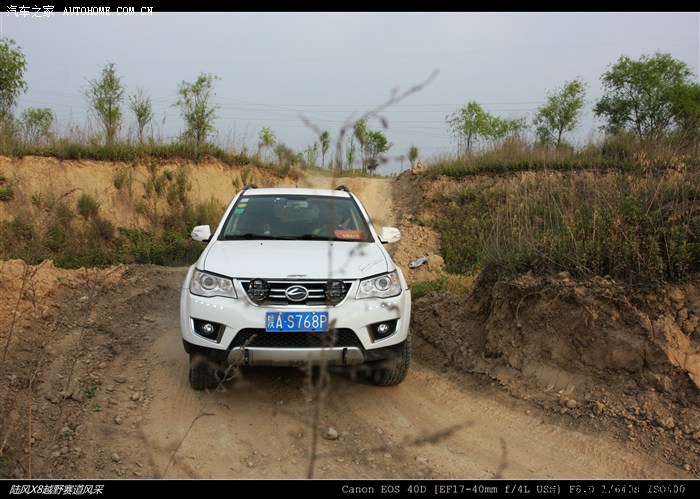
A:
<box><xmin>370</xmin><ymin>335</ymin><xmax>412</xmax><ymax>386</ymax></box>
<box><xmin>188</xmin><ymin>353</ymin><xmax>220</xmax><ymax>390</ymax></box>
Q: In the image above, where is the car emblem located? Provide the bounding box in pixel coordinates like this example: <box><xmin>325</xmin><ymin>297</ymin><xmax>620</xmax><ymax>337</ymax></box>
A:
<box><xmin>285</xmin><ymin>285</ymin><xmax>309</xmax><ymax>302</ymax></box>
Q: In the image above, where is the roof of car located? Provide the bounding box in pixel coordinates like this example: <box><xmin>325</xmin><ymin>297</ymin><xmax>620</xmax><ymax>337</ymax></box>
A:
<box><xmin>240</xmin><ymin>186</ymin><xmax>352</xmax><ymax>198</ymax></box>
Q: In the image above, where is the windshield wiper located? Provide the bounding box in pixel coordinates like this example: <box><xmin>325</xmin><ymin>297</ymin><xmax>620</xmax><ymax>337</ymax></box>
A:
<box><xmin>221</xmin><ymin>233</ymin><xmax>294</xmax><ymax>240</ymax></box>
<box><xmin>298</xmin><ymin>233</ymin><xmax>333</xmax><ymax>240</ymax></box>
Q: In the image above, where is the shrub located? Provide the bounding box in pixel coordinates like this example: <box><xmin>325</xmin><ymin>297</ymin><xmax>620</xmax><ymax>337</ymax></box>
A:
<box><xmin>77</xmin><ymin>193</ymin><xmax>100</xmax><ymax>218</ymax></box>
<box><xmin>113</xmin><ymin>165</ymin><xmax>132</xmax><ymax>191</ymax></box>
<box><xmin>188</xmin><ymin>197</ymin><xmax>224</xmax><ymax>229</ymax></box>
<box><xmin>0</xmin><ymin>185</ymin><xmax>12</xmax><ymax>201</ymax></box>
<box><xmin>92</xmin><ymin>217</ymin><xmax>115</xmax><ymax>241</ymax></box>
<box><xmin>0</xmin><ymin>175</ymin><xmax>12</xmax><ymax>201</ymax></box>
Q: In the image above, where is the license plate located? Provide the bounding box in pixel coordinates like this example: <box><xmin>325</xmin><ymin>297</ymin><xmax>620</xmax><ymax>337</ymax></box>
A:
<box><xmin>265</xmin><ymin>311</ymin><xmax>329</xmax><ymax>332</ymax></box>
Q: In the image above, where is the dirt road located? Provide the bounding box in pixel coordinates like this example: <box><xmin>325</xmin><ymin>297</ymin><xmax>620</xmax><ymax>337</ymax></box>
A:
<box><xmin>1</xmin><ymin>176</ymin><xmax>694</xmax><ymax>481</ymax></box>
<box><xmin>106</xmin><ymin>265</ymin><xmax>680</xmax><ymax>479</ymax></box>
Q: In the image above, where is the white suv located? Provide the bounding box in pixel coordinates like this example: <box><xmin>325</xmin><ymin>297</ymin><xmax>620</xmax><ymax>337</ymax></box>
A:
<box><xmin>180</xmin><ymin>185</ymin><xmax>412</xmax><ymax>390</ymax></box>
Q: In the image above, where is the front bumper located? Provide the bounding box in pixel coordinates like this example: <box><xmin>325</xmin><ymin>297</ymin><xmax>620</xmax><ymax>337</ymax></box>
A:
<box><xmin>228</xmin><ymin>345</ymin><xmax>365</xmax><ymax>366</ymax></box>
<box><xmin>179</xmin><ymin>267</ymin><xmax>411</xmax><ymax>367</ymax></box>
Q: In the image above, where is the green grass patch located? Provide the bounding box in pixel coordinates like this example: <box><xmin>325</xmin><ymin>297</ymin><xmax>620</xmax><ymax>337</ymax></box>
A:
<box><xmin>428</xmin><ymin>166</ymin><xmax>700</xmax><ymax>283</ymax></box>
<box><xmin>0</xmin><ymin>451</ymin><xmax>15</xmax><ymax>478</ymax></box>
<box><xmin>0</xmin><ymin>175</ymin><xmax>13</xmax><ymax>201</ymax></box>
<box><xmin>428</xmin><ymin>150</ymin><xmax>637</xmax><ymax>179</ymax></box>
<box><xmin>1</xmin><ymin>139</ymin><xmax>264</xmax><ymax>169</ymax></box>
<box><xmin>426</xmin><ymin>138</ymin><xmax>698</xmax><ymax>179</ymax></box>
<box><xmin>0</xmin><ymin>186</ymin><xmax>12</xmax><ymax>201</ymax></box>
<box><xmin>83</xmin><ymin>382</ymin><xmax>97</xmax><ymax>399</ymax></box>
<box><xmin>411</xmin><ymin>274</ymin><xmax>475</xmax><ymax>298</ymax></box>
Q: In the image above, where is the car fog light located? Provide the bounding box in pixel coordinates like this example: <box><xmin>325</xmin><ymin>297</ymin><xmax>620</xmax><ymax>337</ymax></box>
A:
<box><xmin>370</xmin><ymin>319</ymin><xmax>398</xmax><ymax>340</ymax></box>
<box><xmin>193</xmin><ymin>319</ymin><xmax>221</xmax><ymax>340</ymax></box>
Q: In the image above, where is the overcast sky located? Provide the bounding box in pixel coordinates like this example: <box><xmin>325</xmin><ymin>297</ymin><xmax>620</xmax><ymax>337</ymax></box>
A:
<box><xmin>2</xmin><ymin>11</ymin><xmax>698</xmax><ymax>174</ymax></box>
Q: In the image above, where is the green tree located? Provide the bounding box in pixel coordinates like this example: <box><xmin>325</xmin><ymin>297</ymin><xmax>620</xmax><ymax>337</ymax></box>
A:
<box><xmin>128</xmin><ymin>88</ymin><xmax>154</xmax><ymax>143</ymax></box>
<box><xmin>19</xmin><ymin>107</ymin><xmax>54</xmax><ymax>145</ymax></box>
<box><xmin>447</xmin><ymin>101</ymin><xmax>524</xmax><ymax>153</ymax></box>
<box><xmin>594</xmin><ymin>52</ymin><xmax>696</xmax><ymax>143</ymax></box>
<box><xmin>85</xmin><ymin>62</ymin><xmax>124</xmax><ymax>146</ymax></box>
<box><xmin>345</xmin><ymin>137</ymin><xmax>357</xmax><ymax>172</ymax></box>
<box><xmin>353</xmin><ymin>119</ymin><xmax>369</xmax><ymax>172</ymax></box>
<box><xmin>0</xmin><ymin>38</ymin><xmax>28</xmax><ymax>126</ymax></box>
<box><xmin>258</xmin><ymin>127</ymin><xmax>276</xmax><ymax>161</ymax></box>
<box><xmin>175</xmin><ymin>73</ymin><xmax>220</xmax><ymax>148</ymax></box>
<box><xmin>488</xmin><ymin>115</ymin><xmax>526</xmax><ymax>145</ymax></box>
<box><xmin>670</xmin><ymin>81</ymin><xmax>700</xmax><ymax>154</ymax></box>
<box><xmin>533</xmin><ymin>78</ymin><xmax>587</xmax><ymax>148</ymax></box>
<box><xmin>365</xmin><ymin>130</ymin><xmax>392</xmax><ymax>175</ymax></box>
<box><xmin>274</xmin><ymin>143</ymin><xmax>295</xmax><ymax>169</ymax></box>
<box><xmin>304</xmin><ymin>142</ymin><xmax>319</xmax><ymax>168</ymax></box>
<box><xmin>353</xmin><ymin>119</ymin><xmax>392</xmax><ymax>174</ymax></box>
<box><xmin>319</xmin><ymin>130</ymin><xmax>330</xmax><ymax>168</ymax></box>
<box><xmin>446</xmin><ymin>101</ymin><xmax>492</xmax><ymax>154</ymax></box>
<box><xmin>408</xmin><ymin>145</ymin><xmax>419</xmax><ymax>168</ymax></box>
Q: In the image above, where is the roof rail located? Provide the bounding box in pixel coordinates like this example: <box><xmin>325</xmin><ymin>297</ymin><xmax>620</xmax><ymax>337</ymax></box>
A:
<box><xmin>242</xmin><ymin>183</ymin><xmax>258</xmax><ymax>191</ymax></box>
<box><xmin>335</xmin><ymin>185</ymin><xmax>350</xmax><ymax>192</ymax></box>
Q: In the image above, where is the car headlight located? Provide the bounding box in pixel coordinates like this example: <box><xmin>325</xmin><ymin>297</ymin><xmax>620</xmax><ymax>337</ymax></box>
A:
<box><xmin>356</xmin><ymin>271</ymin><xmax>402</xmax><ymax>299</ymax></box>
<box><xmin>189</xmin><ymin>269</ymin><xmax>237</xmax><ymax>298</ymax></box>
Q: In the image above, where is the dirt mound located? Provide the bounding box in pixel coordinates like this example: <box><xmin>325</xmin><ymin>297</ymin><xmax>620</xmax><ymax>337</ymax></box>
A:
<box><xmin>411</xmin><ymin>270</ymin><xmax>700</xmax><ymax>472</ymax></box>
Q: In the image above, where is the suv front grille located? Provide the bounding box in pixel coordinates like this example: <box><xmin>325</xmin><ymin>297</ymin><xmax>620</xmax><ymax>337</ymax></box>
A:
<box><xmin>228</xmin><ymin>328</ymin><xmax>363</xmax><ymax>350</ymax></box>
<box><xmin>240</xmin><ymin>279</ymin><xmax>354</xmax><ymax>306</ymax></box>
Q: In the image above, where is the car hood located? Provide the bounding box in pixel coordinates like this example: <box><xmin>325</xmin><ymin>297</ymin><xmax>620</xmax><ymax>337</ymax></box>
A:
<box><xmin>200</xmin><ymin>240</ymin><xmax>392</xmax><ymax>279</ymax></box>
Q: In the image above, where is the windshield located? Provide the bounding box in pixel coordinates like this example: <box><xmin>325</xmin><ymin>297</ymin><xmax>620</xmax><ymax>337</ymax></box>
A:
<box><xmin>219</xmin><ymin>194</ymin><xmax>373</xmax><ymax>242</ymax></box>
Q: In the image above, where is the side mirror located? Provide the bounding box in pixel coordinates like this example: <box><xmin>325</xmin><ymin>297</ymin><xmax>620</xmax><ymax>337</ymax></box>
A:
<box><xmin>378</xmin><ymin>227</ymin><xmax>401</xmax><ymax>244</ymax></box>
<box><xmin>191</xmin><ymin>225</ymin><xmax>212</xmax><ymax>242</ymax></box>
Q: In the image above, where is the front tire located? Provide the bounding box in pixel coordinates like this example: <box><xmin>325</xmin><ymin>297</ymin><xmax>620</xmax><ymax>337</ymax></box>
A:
<box><xmin>370</xmin><ymin>335</ymin><xmax>412</xmax><ymax>386</ymax></box>
<box><xmin>188</xmin><ymin>353</ymin><xmax>220</xmax><ymax>390</ymax></box>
